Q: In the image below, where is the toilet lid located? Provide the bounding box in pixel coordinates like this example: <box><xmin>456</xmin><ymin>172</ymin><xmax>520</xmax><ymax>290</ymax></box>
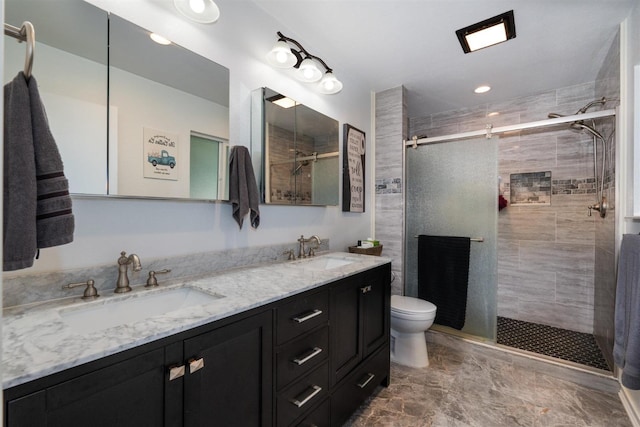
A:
<box><xmin>391</xmin><ymin>295</ymin><xmax>436</xmax><ymax>315</ymax></box>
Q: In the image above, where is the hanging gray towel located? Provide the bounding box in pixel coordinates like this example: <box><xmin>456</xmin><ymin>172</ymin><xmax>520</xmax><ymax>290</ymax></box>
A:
<box><xmin>229</xmin><ymin>146</ymin><xmax>260</xmax><ymax>229</ymax></box>
<box><xmin>3</xmin><ymin>72</ymin><xmax>38</xmax><ymax>271</ymax></box>
<box><xmin>28</xmin><ymin>74</ymin><xmax>74</xmax><ymax>248</ymax></box>
<box><xmin>417</xmin><ymin>235</ymin><xmax>471</xmax><ymax>330</ymax></box>
<box><xmin>614</xmin><ymin>234</ymin><xmax>640</xmax><ymax>390</ymax></box>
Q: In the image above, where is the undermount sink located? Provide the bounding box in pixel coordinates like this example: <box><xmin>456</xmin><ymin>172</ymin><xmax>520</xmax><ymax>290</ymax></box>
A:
<box><xmin>294</xmin><ymin>255</ymin><xmax>357</xmax><ymax>271</ymax></box>
<box><xmin>60</xmin><ymin>287</ymin><xmax>224</xmax><ymax>334</ymax></box>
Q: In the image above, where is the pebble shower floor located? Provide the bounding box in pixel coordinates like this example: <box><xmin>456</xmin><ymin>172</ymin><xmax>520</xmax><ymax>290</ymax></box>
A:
<box><xmin>496</xmin><ymin>316</ymin><xmax>610</xmax><ymax>371</ymax></box>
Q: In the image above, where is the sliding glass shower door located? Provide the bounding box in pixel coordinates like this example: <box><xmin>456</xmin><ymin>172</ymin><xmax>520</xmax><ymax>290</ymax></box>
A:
<box><xmin>404</xmin><ymin>137</ymin><xmax>498</xmax><ymax>340</ymax></box>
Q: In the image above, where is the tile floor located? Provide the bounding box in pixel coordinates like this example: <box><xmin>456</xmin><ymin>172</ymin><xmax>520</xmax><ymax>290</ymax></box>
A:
<box><xmin>345</xmin><ymin>339</ymin><xmax>631</xmax><ymax>426</ymax></box>
<box><xmin>497</xmin><ymin>317</ymin><xmax>611</xmax><ymax>371</ymax></box>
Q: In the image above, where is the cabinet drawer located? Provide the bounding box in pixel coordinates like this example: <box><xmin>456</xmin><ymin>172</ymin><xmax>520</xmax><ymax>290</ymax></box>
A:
<box><xmin>330</xmin><ymin>347</ymin><xmax>389</xmax><ymax>427</ymax></box>
<box><xmin>277</xmin><ymin>326</ymin><xmax>329</xmax><ymax>390</ymax></box>
<box><xmin>277</xmin><ymin>363</ymin><xmax>329</xmax><ymax>427</ymax></box>
<box><xmin>294</xmin><ymin>397</ymin><xmax>330</xmax><ymax>427</ymax></box>
<box><xmin>277</xmin><ymin>289</ymin><xmax>328</xmax><ymax>345</ymax></box>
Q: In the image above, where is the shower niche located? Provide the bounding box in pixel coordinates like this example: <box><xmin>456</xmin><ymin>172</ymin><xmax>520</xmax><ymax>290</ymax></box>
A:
<box><xmin>509</xmin><ymin>171</ymin><xmax>552</xmax><ymax>206</ymax></box>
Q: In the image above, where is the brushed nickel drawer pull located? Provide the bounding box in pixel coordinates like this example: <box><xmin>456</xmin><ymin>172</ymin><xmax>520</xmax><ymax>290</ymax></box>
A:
<box><xmin>360</xmin><ymin>285</ymin><xmax>372</xmax><ymax>294</ymax></box>
<box><xmin>292</xmin><ymin>347</ymin><xmax>323</xmax><ymax>366</ymax></box>
<box><xmin>290</xmin><ymin>385</ymin><xmax>322</xmax><ymax>408</ymax></box>
<box><xmin>168</xmin><ymin>365</ymin><xmax>185</xmax><ymax>381</ymax></box>
<box><xmin>357</xmin><ymin>373</ymin><xmax>375</xmax><ymax>389</ymax></box>
<box><xmin>188</xmin><ymin>358</ymin><xmax>205</xmax><ymax>374</ymax></box>
<box><xmin>292</xmin><ymin>309</ymin><xmax>323</xmax><ymax>323</ymax></box>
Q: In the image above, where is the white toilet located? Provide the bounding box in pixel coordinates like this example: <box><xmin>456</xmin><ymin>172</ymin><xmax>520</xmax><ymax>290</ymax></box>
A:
<box><xmin>390</xmin><ymin>295</ymin><xmax>437</xmax><ymax>368</ymax></box>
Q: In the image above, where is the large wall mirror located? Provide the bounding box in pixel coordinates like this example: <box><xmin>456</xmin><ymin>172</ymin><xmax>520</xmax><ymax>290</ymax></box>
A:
<box><xmin>251</xmin><ymin>88</ymin><xmax>339</xmax><ymax>206</ymax></box>
<box><xmin>4</xmin><ymin>0</ymin><xmax>230</xmax><ymax>201</ymax></box>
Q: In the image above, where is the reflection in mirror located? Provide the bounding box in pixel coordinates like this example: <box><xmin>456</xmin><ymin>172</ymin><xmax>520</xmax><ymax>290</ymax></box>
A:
<box><xmin>251</xmin><ymin>88</ymin><xmax>339</xmax><ymax>206</ymax></box>
<box><xmin>108</xmin><ymin>14</ymin><xmax>230</xmax><ymax>200</ymax></box>
<box><xmin>3</xmin><ymin>0</ymin><xmax>109</xmax><ymax>195</ymax></box>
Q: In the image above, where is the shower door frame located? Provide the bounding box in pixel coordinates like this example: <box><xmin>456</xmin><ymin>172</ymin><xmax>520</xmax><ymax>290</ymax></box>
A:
<box><xmin>401</xmin><ymin>108</ymin><xmax>617</xmax><ymax>342</ymax></box>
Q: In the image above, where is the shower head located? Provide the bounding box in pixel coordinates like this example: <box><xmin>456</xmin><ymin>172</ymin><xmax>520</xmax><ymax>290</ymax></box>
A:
<box><xmin>576</xmin><ymin>97</ymin><xmax>607</xmax><ymax>114</ymax></box>
<box><xmin>570</xmin><ymin>121</ymin><xmax>604</xmax><ymax>140</ymax></box>
<box><xmin>547</xmin><ymin>112</ymin><xmax>605</xmax><ymax>140</ymax></box>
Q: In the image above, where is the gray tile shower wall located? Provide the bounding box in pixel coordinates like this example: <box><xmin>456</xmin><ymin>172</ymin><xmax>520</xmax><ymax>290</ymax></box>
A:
<box><xmin>407</xmin><ymin>74</ymin><xmax>618</xmax><ymax>335</ymax></box>
<box><xmin>593</xmin><ymin>30</ymin><xmax>620</xmax><ymax>369</ymax></box>
<box><xmin>2</xmin><ymin>240</ymin><xmax>330</xmax><ymax>308</ymax></box>
<box><xmin>374</xmin><ymin>86</ymin><xmax>407</xmax><ymax>296</ymax></box>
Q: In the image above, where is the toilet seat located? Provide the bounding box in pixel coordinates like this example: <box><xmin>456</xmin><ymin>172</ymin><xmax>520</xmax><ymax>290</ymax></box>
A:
<box><xmin>391</xmin><ymin>295</ymin><xmax>436</xmax><ymax>315</ymax></box>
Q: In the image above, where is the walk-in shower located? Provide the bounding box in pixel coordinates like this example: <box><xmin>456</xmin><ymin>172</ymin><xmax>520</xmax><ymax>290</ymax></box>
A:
<box><xmin>404</xmin><ymin>98</ymin><xmax>617</xmax><ymax>372</ymax></box>
<box><xmin>548</xmin><ymin>97</ymin><xmax>614</xmax><ymax>218</ymax></box>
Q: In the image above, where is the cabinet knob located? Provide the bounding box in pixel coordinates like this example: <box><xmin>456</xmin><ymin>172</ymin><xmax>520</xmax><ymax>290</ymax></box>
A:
<box><xmin>189</xmin><ymin>358</ymin><xmax>205</xmax><ymax>374</ymax></box>
<box><xmin>360</xmin><ymin>285</ymin><xmax>372</xmax><ymax>294</ymax></box>
<box><xmin>168</xmin><ymin>365</ymin><xmax>185</xmax><ymax>381</ymax></box>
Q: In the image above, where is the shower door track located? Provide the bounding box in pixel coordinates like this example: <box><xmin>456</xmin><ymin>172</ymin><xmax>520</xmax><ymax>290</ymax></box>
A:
<box><xmin>403</xmin><ymin>109</ymin><xmax>616</xmax><ymax>147</ymax></box>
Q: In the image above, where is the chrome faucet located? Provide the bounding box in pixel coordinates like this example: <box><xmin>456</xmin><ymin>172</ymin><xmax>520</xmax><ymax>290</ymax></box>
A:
<box><xmin>297</xmin><ymin>235</ymin><xmax>322</xmax><ymax>259</ymax></box>
<box><xmin>115</xmin><ymin>251</ymin><xmax>142</xmax><ymax>293</ymax></box>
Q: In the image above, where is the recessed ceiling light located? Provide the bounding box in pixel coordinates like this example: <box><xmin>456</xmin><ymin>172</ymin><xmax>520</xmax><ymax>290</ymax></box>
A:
<box><xmin>149</xmin><ymin>33</ymin><xmax>171</xmax><ymax>45</ymax></box>
<box><xmin>487</xmin><ymin>111</ymin><xmax>500</xmax><ymax>117</ymax></box>
<box><xmin>456</xmin><ymin>10</ymin><xmax>516</xmax><ymax>53</ymax></box>
<box><xmin>474</xmin><ymin>85</ymin><xmax>491</xmax><ymax>94</ymax></box>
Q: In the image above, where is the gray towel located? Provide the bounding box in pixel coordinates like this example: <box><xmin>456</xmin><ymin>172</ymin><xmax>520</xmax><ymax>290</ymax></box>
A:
<box><xmin>614</xmin><ymin>234</ymin><xmax>640</xmax><ymax>389</ymax></box>
<box><xmin>2</xmin><ymin>73</ymin><xmax>74</xmax><ymax>271</ymax></box>
<box><xmin>28</xmin><ymin>74</ymin><xmax>74</xmax><ymax>248</ymax></box>
<box><xmin>3</xmin><ymin>73</ymin><xmax>38</xmax><ymax>271</ymax></box>
<box><xmin>229</xmin><ymin>146</ymin><xmax>260</xmax><ymax>229</ymax></box>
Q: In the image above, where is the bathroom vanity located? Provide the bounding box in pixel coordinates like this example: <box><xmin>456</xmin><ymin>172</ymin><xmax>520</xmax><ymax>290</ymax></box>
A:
<box><xmin>3</xmin><ymin>253</ymin><xmax>391</xmax><ymax>426</ymax></box>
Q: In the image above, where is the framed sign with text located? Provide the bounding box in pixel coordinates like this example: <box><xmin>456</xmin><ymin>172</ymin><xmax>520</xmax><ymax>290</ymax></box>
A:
<box><xmin>342</xmin><ymin>124</ymin><xmax>365</xmax><ymax>212</ymax></box>
<box><xmin>143</xmin><ymin>127</ymin><xmax>178</xmax><ymax>181</ymax></box>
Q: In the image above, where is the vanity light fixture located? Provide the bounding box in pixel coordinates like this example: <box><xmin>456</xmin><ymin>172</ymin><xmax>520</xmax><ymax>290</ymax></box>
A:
<box><xmin>174</xmin><ymin>0</ymin><xmax>220</xmax><ymax>24</ymax></box>
<box><xmin>149</xmin><ymin>33</ymin><xmax>171</xmax><ymax>45</ymax></box>
<box><xmin>266</xmin><ymin>31</ymin><xmax>343</xmax><ymax>94</ymax></box>
<box><xmin>456</xmin><ymin>10</ymin><xmax>516</xmax><ymax>53</ymax></box>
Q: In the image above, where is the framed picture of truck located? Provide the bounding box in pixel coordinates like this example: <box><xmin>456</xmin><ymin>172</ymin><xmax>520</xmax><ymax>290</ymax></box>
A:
<box><xmin>143</xmin><ymin>127</ymin><xmax>179</xmax><ymax>181</ymax></box>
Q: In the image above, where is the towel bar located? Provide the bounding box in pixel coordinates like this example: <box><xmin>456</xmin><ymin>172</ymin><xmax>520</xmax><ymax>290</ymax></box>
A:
<box><xmin>414</xmin><ymin>235</ymin><xmax>484</xmax><ymax>242</ymax></box>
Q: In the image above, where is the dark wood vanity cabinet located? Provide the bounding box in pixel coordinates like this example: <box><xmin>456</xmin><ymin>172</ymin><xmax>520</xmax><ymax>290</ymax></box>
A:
<box><xmin>4</xmin><ymin>262</ymin><xmax>391</xmax><ymax>427</ymax></box>
<box><xmin>4</xmin><ymin>310</ymin><xmax>273</xmax><ymax>427</ymax></box>
<box><xmin>329</xmin><ymin>264</ymin><xmax>391</xmax><ymax>427</ymax></box>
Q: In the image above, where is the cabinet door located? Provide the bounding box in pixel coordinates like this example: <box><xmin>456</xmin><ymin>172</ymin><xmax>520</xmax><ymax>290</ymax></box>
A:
<box><xmin>183</xmin><ymin>310</ymin><xmax>273</xmax><ymax>427</ymax></box>
<box><xmin>329</xmin><ymin>276</ymin><xmax>363</xmax><ymax>385</ymax></box>
<box><xmin>7</xmin><ymin>348</ymin><xmax>166</xmax><ymax>427</ymax></box>
<box><xmin>362</xmin><ymin>265</ymin><xmax>391</xmax><ymax>357</ymax></box>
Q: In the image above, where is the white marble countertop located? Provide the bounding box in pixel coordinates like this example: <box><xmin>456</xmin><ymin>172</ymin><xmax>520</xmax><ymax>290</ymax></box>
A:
<box><xmin>2</xmin><ymin>252</ymin><xmax>391</xmax><ymax>390</ymax></box>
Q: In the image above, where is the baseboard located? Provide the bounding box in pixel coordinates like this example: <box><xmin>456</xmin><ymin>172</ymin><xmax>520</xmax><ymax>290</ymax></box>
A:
<box><xmin>620</xmin><ymin>388</ymin><xmax>640</xmax><ymax>427</ymax></box>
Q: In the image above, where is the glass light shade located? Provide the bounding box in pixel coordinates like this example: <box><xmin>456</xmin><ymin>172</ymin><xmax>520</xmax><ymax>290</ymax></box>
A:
<box><xmin>174</xmin><ymin>0</ymin><xmax>220</xmax><ymax>24</ymax></box>
<box><xmin>317</xmin><ymin>72</ymin><xmax>343</xmax><ymax>94</ymax></box>
<box><xmin>266</xmin><ymin>41</ymin><xmax>297</xmax><ymax>68</ymax></box>
<box><xmin>296</xmin><ymin>58</ymin><xmax>323</xmax><ymax>83</ymax></box>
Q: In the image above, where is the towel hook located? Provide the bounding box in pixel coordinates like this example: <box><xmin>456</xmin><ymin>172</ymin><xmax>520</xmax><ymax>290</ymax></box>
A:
<box><xmin>21</xmin><ymin>22</ymin><xmax>35</xmax><ymax>79</ymax></box>
<box><xmin>4</xmin><ymin>21</ymin><xmax>35</xmax><ymax>79</ymax></box>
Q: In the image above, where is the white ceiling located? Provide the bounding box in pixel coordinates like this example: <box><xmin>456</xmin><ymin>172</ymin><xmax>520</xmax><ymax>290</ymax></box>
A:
<box><xmin>249</xmin><ymin>0</ymin><xmax>635</xmax><ymax>117</ymax></box>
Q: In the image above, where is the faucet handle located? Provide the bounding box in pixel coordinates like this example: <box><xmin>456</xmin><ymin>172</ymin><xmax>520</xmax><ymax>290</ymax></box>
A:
<box><xmin>282</xmin><ymin>249</ymin><xmax>295</xmax><ymax>261</ymax></box>
<box><xmin>63</xmin><ymin>279</ymin><xmax>99</xmax><ymax>300</ymax></box>
<box><xmin>145</xmin><ymin>269</ymin><xmax>172</xmax><ymax>287</ymax></box>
